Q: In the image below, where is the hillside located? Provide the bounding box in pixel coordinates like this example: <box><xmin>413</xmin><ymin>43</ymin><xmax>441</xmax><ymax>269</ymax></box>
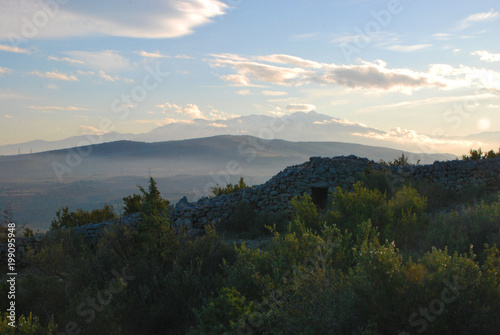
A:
<box><xmin>0</xmin><ymin>136</ymin><xmax>454</xmax><ymax>230</ymax></box>
<box><xmin>1</xmin><ymin>155</ymin><xmax>499</xmax><ymax>334</ymax></box>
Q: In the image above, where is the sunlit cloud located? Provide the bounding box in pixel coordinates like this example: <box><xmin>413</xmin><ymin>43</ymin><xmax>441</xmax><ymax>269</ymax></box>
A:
<box><xmin>354</xmin><ymin>128</ymin><xmax>475</xmax><ymax>153</ymax></box>
<box><xmin>456</xmin><ymin>9</ymin><xmax>499</xmax><ymax>30</ymax></box>
<box><xmin>0</xmin><ymin>44</ymin><xmax>30</xmax><ymax>54</ymax></box>
<box><xmin>136</xmin><ymin>51</ymin><xmax>170</xmax><ymax>58</ymax></box>
<box><xmin>0</xmin><ymin>0</ymin><xmax>228</xmax><ymax>40</ymax></box>
<box><xmin>79</xmin><ymin>126</ymin><xmax>106</xmax><ymax>135</ymax></box>
<box><xmin>48</xmin><ymin>56</ymin><xmax>84</xmax><ymax>64</ymax></box>
<box><xmin>385</xmin><ymin>44</ymin><xmax>432</xmax><ymax>52</ymax></box>
<box><xmin>29</xmin><ymin>106</ymin><xmax>88</xmax><ymax>111</ymax></box>
<box><xmin>29</xmin><ymin>71</ymin><xmax>78</xmax><ymax>81</ymax></box>
<box><xmin>4</xmin><ymin>114</ymin><xmax>13</xmax><ymax>119</ymax></box>
<box><xmin>210</xmin><ymin>54</ymin><xmax>447</xmax><ymax>92</ymax></box>
<box><xmin>472</xmin><ymin>50</ymin><xmax>500</xmax><ymax>62</ymax></box>
<box><xmin>261</xmin><ymin>90</ymin><xmax>288</xmax><ymax>96</ymax></box>
<box><xmin>357</xmin><ymin>93</ymin><xmax>496</xmax><ymax>113</ymax></box>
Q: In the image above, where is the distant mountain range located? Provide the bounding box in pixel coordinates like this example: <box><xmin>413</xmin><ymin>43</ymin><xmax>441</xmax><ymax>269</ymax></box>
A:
<box><xmin>0</xmin><ymin>135</ymin><xmax>455</xmax><ymax>182</ymax></box>
<box><xmin>1</xmin><ymin>111</ymin><xmax>494</xmax><ymax>156</ymax></box>
<box><xmin>0</xmin><ymin>135</ymin><xmax>455</xmax><ymax>230</ymax></box>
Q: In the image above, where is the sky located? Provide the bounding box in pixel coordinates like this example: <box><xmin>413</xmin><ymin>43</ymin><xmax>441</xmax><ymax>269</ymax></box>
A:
<box><xmin>0</xmin><ymin>0</ymin><xmax>499</xmax><ymax>151</ymax></box>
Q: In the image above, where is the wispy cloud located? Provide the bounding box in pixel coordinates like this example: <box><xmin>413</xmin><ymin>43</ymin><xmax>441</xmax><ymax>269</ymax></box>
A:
<box><xmin>65</xmin><ymin>50</ymin><xmax>131</xmax><ymax>72</ymax></box>
<box><xmin>456</xmin><ymin>9</ymin><xmax>499</xmax><ymax>30</ymax></box>
<box><xmin>79</xmin><ymin>126</ymin><xmax>105</xmax><ymax>135</ymax></box>
<box><xmin>262</xmin><ymin>90</ymin><xmax>288</xmax><ymax>96</ymax></box>
<box><xmin>4</xmin><ymin>114</ymin><xmax>13</xmax><ymax>119</ymax></box>
<box><xmin>29</xmin><ymin>106</ymin><xmax>88</xmax><ymax>111</ymax></box>
<box><xmin>357</xmin><ymin>93</ymin><xmax>496</xmax><ymax>113</ymax></box>
<box><xmin>0</xmin><ymin>66</ymin><xmax>12</xmax><ymax>77</ymax></box>
<box><xmin>0</xmin><ymin>0</ymin><xmax>227</xmax><ymax>40</ymax></box>
<box><xmin>385</xmin><ymin>44</ymin><xmax>432</xmax><ymax>52</ymax></box>
<box><xmin>0</xmin><ymin>90</ymin><xmax>30</xmax><ymax>100</ymax></box>
<box><xmin>48</xmin><ymin>56</ymin><xmax>84</xmax><ymax>64</ymax></box>
<box><xmin>97</xmin><ymin>70</ymin><xmax>134</xmax><ymax>84</ymax></box>
<box><xmin>237</xmin><ymin>89</ymin><xmax>252</xmax><ymax>95</ymax></box>
<box><xmin>472</xmin><ymin>50</ymin><xmax>500</xmax><ymax>62</ymax></box>
<box><xmin>136</xmin><ymin>51</ymin><xmax>170</xmax><ymax>58</ymax></box>
<box><xmin>0</xmin><ymin>44</ymin><xmax>30</xmax><ymax>54</ymax></box>
<box><xmin>286</xmin><ymin>103</ymin><xmax>316</xmax><ymax>112</ymax></box>
<box><xmin>29</xmin><ymin>71</ymin><xmax>78</xmax><ymax>81</ymax></box>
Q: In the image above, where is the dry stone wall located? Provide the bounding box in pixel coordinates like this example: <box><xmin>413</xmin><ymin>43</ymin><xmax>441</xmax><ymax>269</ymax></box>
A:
<box><xmin>3</xmin><ymin>155</ymin><xmax>500</xmax><ymax>261</ymax></box>
<box><xmin>172</xmin><ymin>155</ymin><xmax>500</xmax><ymax>231</ymax></box>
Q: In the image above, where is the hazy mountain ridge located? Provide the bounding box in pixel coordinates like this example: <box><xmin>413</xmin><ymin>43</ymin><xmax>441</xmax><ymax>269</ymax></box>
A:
<box><xmin>0</xmin><ymin>135</ymin><xmax>455</xmax><ymax>230</ymax></box>
<box><xmin>1</xmin><ymin>111</ymin><xmax>492</xmax><ymax>156</ymax></box>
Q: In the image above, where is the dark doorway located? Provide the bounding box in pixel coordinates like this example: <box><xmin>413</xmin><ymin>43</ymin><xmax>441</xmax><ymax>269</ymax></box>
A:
<box><xmin>311</xmin><ymin>187</ymin><xmax>328</xmax><ymax>209</ymax></box>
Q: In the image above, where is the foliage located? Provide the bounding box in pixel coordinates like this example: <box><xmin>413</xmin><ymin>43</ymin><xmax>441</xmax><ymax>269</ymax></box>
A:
<box><xmin>462</xmin><ymin>147</ymin><xmax>500</xmax><ymax>160</ymax></box>
<box><xmin>122</xmin><ymin>193</ymin><xmax>143</xmax><ymax>215</ymax></box>
<box><xmin>9</xmin><ymin>174</ymin><xmax>500</xmax><ymax>334</ymax></box>
<box><xmin>0</xmin><ymin>313</ymin><xmax>57</xmax><ymax>335</ymax></box>
<box><xmin>137</xmin><ymin>177</ymin><xmax>171</xmax><ymax>218</ymax></box>
<box><xmin>49</xmin><ymin>204</ymin><xmax>117</xmax><ymax>231</ymax></box>
<box><xmin>211</xmin><ymin>177</ymin><xmax>249</xmax><ymax>198</ymax></box>
<box><xmin>380</xmin><ymin>153</ymin><xmax>419</xmax><ymax>166</ymax></box>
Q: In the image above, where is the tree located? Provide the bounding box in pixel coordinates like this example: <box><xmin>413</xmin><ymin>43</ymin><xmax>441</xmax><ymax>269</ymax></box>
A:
<box><xmin>137</xmin><ymin>177</ymin><xmax>170</xmax><ymax>218</ymax></box>
<box><xmin>462</xmin><ymin>148</ymin><xmax>500</xmax><ymax>160</ymax></box>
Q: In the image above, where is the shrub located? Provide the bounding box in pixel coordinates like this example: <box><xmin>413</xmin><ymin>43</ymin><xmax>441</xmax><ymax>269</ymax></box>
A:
<box><xmin>211</xmin><ymin>177</ymin><xmax>249</xmax><ymax>197</ymax></box>
<box><xmin>122</xmin><ymin>194</ymin><xmax>143</xmax><ymax>215</ymax></box>
<box><xmin>49</xmin><ymin>204</ymin><xmax>117</xmax><ymax>231</ymax></box>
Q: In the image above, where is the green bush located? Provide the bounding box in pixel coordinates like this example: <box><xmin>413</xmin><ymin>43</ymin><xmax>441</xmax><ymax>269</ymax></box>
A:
<box><xmin>211</xmin><ymin>177</ymin><xmax>249</xmax><ymax>197</ymax></box>
<box><xmin>49</xmin><ymin>204</ymin><xmax>116</xmax><ymax>231</ymax></box>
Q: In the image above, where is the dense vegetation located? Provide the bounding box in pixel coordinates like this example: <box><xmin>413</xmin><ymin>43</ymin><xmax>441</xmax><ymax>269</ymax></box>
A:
<box><xmin>1</xmin><ymin>161</ymin><xmax>500</xmax><ymax>334</ymax></box>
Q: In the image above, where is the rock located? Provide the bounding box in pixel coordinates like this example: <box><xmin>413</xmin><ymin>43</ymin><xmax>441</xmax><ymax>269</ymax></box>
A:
<box><xmin>176</xmin><ymin>196</ymin><xmax>189</xmax><ymax>209</ymax></box>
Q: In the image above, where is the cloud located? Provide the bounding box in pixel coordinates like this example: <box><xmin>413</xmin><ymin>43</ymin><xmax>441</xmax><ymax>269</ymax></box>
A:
<box><xmin>0</xmin><ymin>90</ymin><xmax>30</xmax><ymax>100</ymax></box>
<box><xmin>48</xmin><ymin>56</ymin><xmax>84</xmax><ymax>64</ymax></box>
<box><xmin>29</xmin><ymin>71</ymin><xmax>78</xmax><ymax>81</ymax></box>
<box><xmin>314</xmin><ymin>118</ymin><xmax>367</xmax><ymax>128</ymax></box>
<box><xmin>0</xmin><ymin>0</ymin><xmax>227</xmax><ymax>40</ymax></box>
<box><xmin>262</xmin><ymin>90</ymin><xmax>288</xmax><ymax>96</ymax></box>
<box><xmin>385</xmin><ymin>44</ymin><xmax>432</xmax><ymax>52</ymax></box>
<box><xmin>357</xmin><ymin>93</ymin><xmax>496</xmax><ymax>113</ymax></box>
<box><xmin>210</xmin><ymin>54</ymin><xmax>445</xmax><ymax>92</ymax></box>
<box><xmin>184</xmin><ymin>104</ymin><xmax>204</xmax><ymax>118</ymax></box>
<box><xmin>4</xmin><ymin>114</ymin><xmax>13</xmax><ymax>119</ymax></box>
<box><xmin>79</xmin><ymin>126</ymin><xmax>106</xmax><ymax>136</ymax></box>
<box><xmin>286</xmin><ymin>104</ymin><xmax>316</xmax><ymax>112</ymax></box>
<box><xmin>456</xmin><ymin>9</ymin><xmax>499</xmax><ymax>30</ymax></box>
<box><xmin>354</xmin><ymin>127</ymin><xmax>475</xmax><ymax>152</ymax></box>
<box><xmin>29</xmin><ymin>105</ymin><xmax>88</xmax><ymax>111</ymax></box>
<box><xmin>472</xmin><ymin>50</ymin><xmax>500</xmax><ymax>62</ymax></box>
<box><xmin>0</xmin><ymin>44</ymin><xmax>30</xmax><ymax>54</ymax></box>
<box><xmin>255</xmin><ymin>54</ymin><xmax>322</xmax><ymax>68</ymax></box>
<box><xmin>157</xmin><ymin>102</ymin><xmax>235</xmax><ymax>120</ymax></box>
<box><xmin>46</xmin><ymin>84</ymin><xmax>59</xmax><ymax>90</ymax></box>
<box><xmin>65</xmin><ymin>50</ymin><xmax>131</xmax><ymax>72</ymax></box>
<box><xmin>0</xmin><ymin>66</ymin><xmax>12</xmax><ymax>77</ymax></box>
<box><xmin>97</xmin><ymin>70</ymin><xmax>134</xmax><ymax>83</ymax></box>
<box><xmin>136</xmin><ymin>51</ymin><xmax>170</xmax><ymax>58</ymax></box>
<box><xmin>237</xmin><ymin>89</ymin><xmax>252</xmax><ymax>95</ymax></box>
